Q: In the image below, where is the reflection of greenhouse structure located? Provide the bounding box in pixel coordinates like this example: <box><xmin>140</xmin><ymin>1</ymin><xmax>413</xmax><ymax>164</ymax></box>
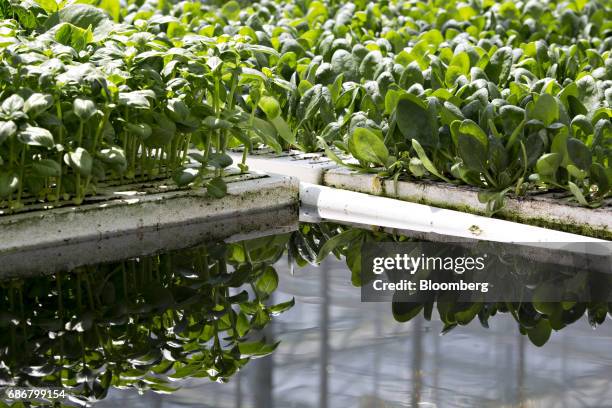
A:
<box><xmin>101</xmin><ymin>257</ymin><xmax>612</xmax><ymax>408</ymax></box>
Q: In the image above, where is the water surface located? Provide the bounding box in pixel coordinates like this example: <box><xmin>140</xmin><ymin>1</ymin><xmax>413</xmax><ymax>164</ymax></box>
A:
<box><xmin>2</xmin><ymin>223</ymin><xmax>611</xmax><ymax>407</ymax></box>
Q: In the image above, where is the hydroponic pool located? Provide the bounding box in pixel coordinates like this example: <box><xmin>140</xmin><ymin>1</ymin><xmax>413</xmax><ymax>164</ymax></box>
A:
<box><xmin>1</xmin><ymin>221</ymin><xmax>610</xmax><ymax>408</ymax></box>
<box><xmin>1</xmin><ymin>0</ymin><xmax>610</xmax><ymax>405</ymax></box>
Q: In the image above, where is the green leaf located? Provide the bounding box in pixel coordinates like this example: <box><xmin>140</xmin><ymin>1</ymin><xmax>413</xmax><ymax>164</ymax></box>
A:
<box><xmin>575</xmin><ymin>75</ymin><xmax>601</xmax><ymax>111</ymax></box>
<box><xmin>439</xmin><ymin>101</ymin><xmax>464</xmax><ymax>126</ymax></box>
<box><xmin>505</xmin><ymin>119</ymin><xmax>526</xmax><ymax>149</ymax></box>
<box><xmin>235</xmin><ymin>312</ymin><xmax>249</xmax><ymax>337</ymax></box>
<box><xmin>118</xmin><ymin>91</ymin><xmax>154</xmax><ymax>109</ymax></box>
<box><xmin>316</xmin><ymin>136</ymin><xmax>365</xmax><ymax>172</ymax></box>
<box><xmin>55</xmin><ymin>22</ymin><xmax>93</xmax><ymax>52</ymax></box>
<box><xmin>252</xmin><ymin>117</ymin><xmax>282</xmax><ymax>154</ymax></box>
<box><xmin>346</xmin><ymin>240</ymin><xmax>364</xmax><ymax>286</ymax></box>
<box><xmin>202</xmin><ymin>117</ymin><xmax>232</xmax><ymax>130</ymax></box>
<box><xmin>208</xmin><ymin>153</ymin><xmax>233</xmax><ymax>169</ymax></box>
<box><xmin>9</xmin><ymin>5</ymin><xmax>37</xmax><ymax>29</ymax></box>
<box><xmin>51</xmin><ymin>4</ymin><xmax>110</xmax><ymax>30</ymax></box>
<box><xmin>18</xmin><ymin>126</ymin><xmax>55</xmax><ymax>148</ymax></box>
<box><xmin>24</xmin><ymin>93</ymin><xmax>54</xmax><ymax>118</ymax></box>
<box><xmin>536</xmin><ymin>153</ymin><xmax>561</xmax><ymax>177</ymax></box>
<box><xmin>125</xmin><ymin>123</ymin><xmax>152</xmax><ymax>139</ymax></box>
<box><xmin>570</xmin><ymin>115</ymin><xmax>593</xmax><ymax>137</ymax></box>
<box><xmin>167</xmin><ymin>98</ymin><xmax>190</xmax><ymax>122</ymax></box>
<box><xmin>146</xmin><ymin>114</ymin><xmax>176</xmax><ymax>147</ymax></box>
<box><xmin>400</xmin><ymin>61</ymin><xmax>424</xmax><ymax>87</ymax></box>
<box><xmin>268</xmin><ymin>298</ymin><xmax>295</xmax><ymax>316</ymax></box>
<box><xmin>408</xmin><ymin>157</ymin><xmax>426</xmax><ymax>177</ymax></box>
<box><xmin>478</xmin><ymin>190</ymin><xmax>507</xmax><ymax>215</ymax></box>
<box><xmin>566</xmin><ymin>164</ymin><xmax>586</xmax><ymax>180</ymax></box>
<box><xmin>254</xmin><ymin>266</ymin><xmax>278</xmax><ymax>298</ymax></box>
<box><xmin>173</xmin><ymin>167</ymin><xmax>198</xmax><ymax>186</ymax></box>
<box><xmin>445</xmin><ymin>52</ymin><xmax>470</xmax><ymax>85</ymax></box>
<box><xmin>221</xmin><ymin>0</ymin><xmax>240</xmax><ymax>20</ymax></box>
<box><xmin>96</xmin><ymin>0</ymin><xmax>119</xmax><ymax>22</ymax></box>
<box><xmin>487</xmin><ymin>136</ymin><xmax>508</xmax><ymax>175</ymax></box>
<box><xmin>238</xmin><ymin>340</ymin><xmax>279</xmax><ymax>358</ymax></box>
<box><xmin>315</xmin><ymin>62</ymin><xmax>336</xmax><ymax>85</ymax></box>
<box><xmin>568</xmin><ymin>181</ymin><xmax>589</xmax><ymax>205</ymax></box>
<box><xmin>485</xmin><ymin>46</ymin><xmax>513</xmax><ymax>85</ymax></box>
<box><xmin>527</xmin><ymin>319</ymin><xmax>552</xmax><ymax>347</ymax></box>
<box><xmin>66</xmin><ymin>147</ymin><xmax>93</xmax><ymax>176</ymax></box>
<box><xmin>396</xmin><ymin>95</ymin><xmax>436</xmax><ymax>147</ymax></box>
<box><xmin>533</xmin><ymin>284</ymin><xmax>562</xmax><ymax>316</ymax></box>
<box><xmin>392</xmin><ymin>301</ymin><xmax>423</xmax><ymax>323</ymax></box>
<box><xmin>458</xmin><ymin>134</ymin><xmax>487</xmax><ymax>173</ymax></box>
<box><xmin>32</xmin><ymin>159</ymin><xmax>61</xmax><ymax>177</ymax></box>
<box><xmin>550</xmin><ymin>129</ymin><xmax>569</xmax><ymax>166</ymax></box>
<box><xmin>359</xmin><ymin>51</ymin><xmax>383</xmax><ymax>80</ymax></box>
<box><xmin>0</xmin><ymin>120</ymin><xmax>17</xmax><ymax>144</ymax></box>
<box><xmin>316</xmin><ymin>228</ymin><xmax>363</xmax><ymax>263</ymax></box>
<box><xmin>411</xmin><ymin>139</ymin><xmax>452</xmax><ymax>183</ymax></box>
<box><xmin>532</xmin><ymin>94</ymin><xmax>559</xmax><ymax>127</ymax></box>
<box><xmin>206</xmin><ymin>176</ymin><xmax>227</xmax><ymax>198</ymax></box>
<box><xmin>73</xmin><ymin>98</ymin><xmax>97</xmax><ymax>121</ymax></box>
<box><xmin>456</xmin><ymin>120</ymin><xmax>488</xmax><ymax>172</ymax></box>
<box><xmin>258</xmin><ymin>96</ymin><xmax>281</xmax><ymax>119</ymax></box>
<box><xmin>0</xmin><ymin>173</ymin><xmax>19</xmax><ymax>197</ymax></box>
<box><xmin>348</xmin><ymin>128</ymin><xmax>389</xmax><ymax>166</ymax></box>
<box><xmin>297</xmin><ymin>78</ymin><xmax>312</xmax><ymax>96</ymax></box>
<box><xmin>1</xmin><ymin>94</ymin><xmax>24</xmax><ymax>113</ymax></box>
<box><xmin>270</xmin><ymin>116</ymin><xmax>295</xmax><ymax>144</ymax></box>
<box><xmin>98</xmin><ymin>146</ymin><xmax>127</xmax><ymax>172</ymax></box>
<box><xmin>297</xmin><ymin>84</ymin><xmax>330</xmax><ymax>123</ymax></box>
<box><xmin>330</xmin><ymin>49</ymin><xmax>357</xmax><ymax>82</ymax></box>
<box><xmin>34</xmin><ymin>0</ymin><xmax>59</xmax><ymax>12</ymax></box>
<box><xmin>566</xmin><ymin>138</ymin><xmax>592</xmax><ymax>171</ymax></box>
<box><xmin>458</xmin><ymin>119</ymin><xmax>488</xmax><ymax>149</ymax></box>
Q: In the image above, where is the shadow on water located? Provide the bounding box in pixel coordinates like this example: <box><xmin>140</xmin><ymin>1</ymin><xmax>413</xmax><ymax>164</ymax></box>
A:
<box><xmin>1</xmin><ymin>222</ymin><xmax>611</xmax><ymax>407</ymax></box>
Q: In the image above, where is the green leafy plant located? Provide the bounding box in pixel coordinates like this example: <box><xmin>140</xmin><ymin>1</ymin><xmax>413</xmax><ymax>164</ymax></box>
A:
<box><xmin>223</xmin><ymin>0</ymin><xmax>610</xmax><ymax>210</ymax></box>
<box><xmin>1</xmin><ymin>0</ymin><xmax>610</xmax><ymax>214</ymax></box>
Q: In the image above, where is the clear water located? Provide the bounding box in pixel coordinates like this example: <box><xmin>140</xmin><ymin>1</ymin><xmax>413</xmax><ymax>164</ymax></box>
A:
<box><xmin>2</xmin><ymin>223</ymin><xmax>612</xmax><ymax>408</ymax></box>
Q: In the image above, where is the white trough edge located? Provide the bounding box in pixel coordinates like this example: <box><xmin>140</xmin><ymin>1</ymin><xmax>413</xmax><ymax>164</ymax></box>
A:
<box><xmin>228</xmin><ymin>151</ymin><xmax>337</xmax><ymax>184</ymax></box>
<box><xmin>300</xmin><ymin>183</ymin><xmax>606</xmax><ymax>248</ymax></box>
<box><xmin>0</xmin><ymin>173</ymin><xmax>299</xmax><ymax>254</ymax></box>
<box><xmin>234</xmin><ymin>150</ymin><xmax>610</xmax><ymax>240</ymax></box>
<box><xmin>325</xmin><ymin>167</ymin><xmax>611</xmax><ymax>239</ymax></box>
<box><xmin>0</xmin><ymin>207</ymin><xmax>297</xmax><ymax>278</ymax></box>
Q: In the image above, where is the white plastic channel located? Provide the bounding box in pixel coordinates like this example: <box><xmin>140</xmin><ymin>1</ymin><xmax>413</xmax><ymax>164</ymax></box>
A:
<box><xmin>228</xmin><ymin>151</ymin><xmax>335</xmax><ymax>184</ymax></box>
<box><xmin>300</xmin><ymin>183</ymin><xmax>605</xmax><ymax>244</ymax></box>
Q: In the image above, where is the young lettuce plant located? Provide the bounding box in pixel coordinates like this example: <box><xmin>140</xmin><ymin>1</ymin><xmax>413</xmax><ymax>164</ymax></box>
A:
<box><xmin>531</xmin><ymin>93</ymin><xmax>611</xmax><ymax>206</ymax></box>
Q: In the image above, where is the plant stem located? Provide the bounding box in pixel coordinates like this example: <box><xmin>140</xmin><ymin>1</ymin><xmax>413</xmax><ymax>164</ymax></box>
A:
<box><xmin>15</xmin><ymin>145</ymin><xmax>26</xmax><ymax>208</ymax></box>
<box><xmin>83</xmin><ymin>109</ymin><xmax>110</xmax><ymax>196</ymax></box>
<box><xmin>55</xmin><ymin>101</ymin><xmax>64</xmax><ymax>203</ymax></box>
<box><xmin>75</xmin><ymin>121</ymin><xmax>84</xmax><ymax>203</ymax></box>
<box><xmin>182</xmin><ymin>134</ymin><xmax>191</xmax><ymax>163</ymax></box>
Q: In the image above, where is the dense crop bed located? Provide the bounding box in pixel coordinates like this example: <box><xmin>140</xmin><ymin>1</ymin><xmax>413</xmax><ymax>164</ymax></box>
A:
<box><xmin>0</xmin><ymin>0</ymin><xmax>610</xmax><ymax>212</ymax></box>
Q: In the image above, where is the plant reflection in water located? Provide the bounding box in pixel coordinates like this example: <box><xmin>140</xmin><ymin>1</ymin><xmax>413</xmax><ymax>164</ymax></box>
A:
<box><xmin>0</xmin><ymin>223</ymin><xmax>610</xmax><ymax>406</ymax></box>
<box><xmin>293</xmin><ymin>223</ymin><xmax>612</xmax><ymax>347</ymax></box>
<box><xmin>0</xmin><ymin>234</ymin><xmax>293</xmax><ymax>406</ymax></box>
